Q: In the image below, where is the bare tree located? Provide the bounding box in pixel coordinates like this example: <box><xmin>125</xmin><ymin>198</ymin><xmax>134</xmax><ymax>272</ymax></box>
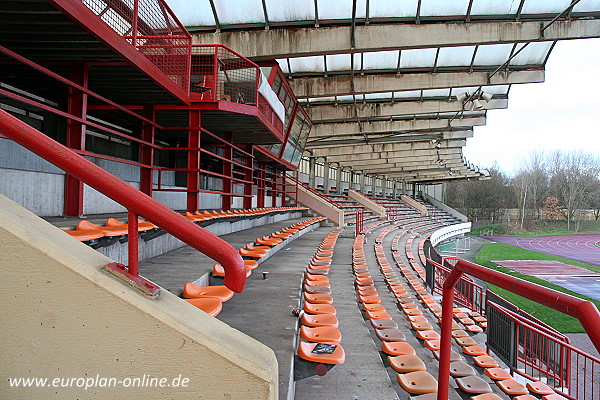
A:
<box><xmin>549</xmin><ymin>151</ymin><xmax>600</xmax><ymax>231</ymax></box>
<box><xmin>512</xmin><ymin>170</ymin><xmax>530</xmax><ymax>230</ymax></box>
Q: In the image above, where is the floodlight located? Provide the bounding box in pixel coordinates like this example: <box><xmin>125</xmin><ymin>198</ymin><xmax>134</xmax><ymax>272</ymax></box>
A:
<box><xmin>472</xmin><ymin>99</ymin><xmax>484</xmax><ymax>110</ymax></box>
<box><xmin>456</xmin><ymin>92</ymin><xmax>469</xmax><ymax>102</ymax></box>
<box><xmin>480</xmin><ymin>92</ymin><xmax>493</xmax><ymax>102</ymax></box>
<box><xmin>435</xmin><ymin>142</ymin><xmax>442</xmax><ymax>149</ymax></box>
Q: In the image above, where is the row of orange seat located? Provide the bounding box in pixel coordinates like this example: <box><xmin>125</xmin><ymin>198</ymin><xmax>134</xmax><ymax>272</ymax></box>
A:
<box><xmin>296</xmin><ymin>228</ymin><xmax>346</xmax><ymax>371</ymax></box>
<box><xmin>182</xmin><ymin>217</ymin><xmax>326</xmax><ymax>317</ymax></box>
<box><xmin>381</xmin><ymin>223</ymin><xmax>501</xmax><ymax>397</ymax></box>
<box><xmin>354</xmin><ymin>227</ymin><xmax>446</xmax><ymax>397</ymax></box>
<box><xmin>380</xmin><ymin>222</ymin><xmax>566</xmax><ymax>400</ymax></box>
<box><xmin>62</xmin><ymin>206</ymin><xmax>306</xmax><ymax>244</ymax></box>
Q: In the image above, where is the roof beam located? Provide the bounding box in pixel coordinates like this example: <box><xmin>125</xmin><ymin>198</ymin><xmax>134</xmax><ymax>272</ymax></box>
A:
<box><xmin>191</xmin><ymin>20</ymin><xmax>600</xmax><ymax>60</ymax></box>
<box><xmin>309</xmin><ymin>116</ymin><xmax>485</xmax><ymax>139</ymax></box>
<box><xmin>366</xmin><ymin>161</ymin><xmax>464</xmax><ymax>173</ymax></box>
<box><xmin>289</xmin><ymin>70</ymin><xmax>544</xmax><ymax>98</ymax></box>
<box><xmin>306</xmin><ymin>99</ymin><xmax>508</xmax><ymax>123</ymax></box>
<box><xmin>309</xmin><ymin>139</ymin><xmax>467</xmax><ymax>157</ymax></box>
<box><xmin>320</xmin><ymin>148</ymin><xmax>462</xmax><ymax>163</ymax></box>
<box><xmin>307</xmin><ymin>129</ymin><xmax>473</xmax><ymax>148</ymax></box>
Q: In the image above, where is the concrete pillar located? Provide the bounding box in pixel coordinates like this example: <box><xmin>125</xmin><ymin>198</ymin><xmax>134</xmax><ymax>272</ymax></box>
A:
<box><xmin>359</xmin><ymin>172</ymin><xmax>365</xmax><ymax>192</ymax></box>
<box><xmin>322</xmin><ymin>160</ymin><xmax>330</xmax><ymax>193</ymax></box>
<box><xmin>335</xmin><ymin>164</ymin><xmax>342</xmax><ymax>194</ymax></box>
<box><xmin>308</xmin><ymin>156</ymin><xmax>316</xmax><ymax>188</ymax></box>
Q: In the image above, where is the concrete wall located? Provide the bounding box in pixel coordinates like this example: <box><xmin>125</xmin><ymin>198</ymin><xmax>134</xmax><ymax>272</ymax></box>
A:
<box><xmin>0</xmin><ymin>194</ymin><xmax>278</xmax><ymax>399</ymax></box>
<box><xmin>0</xmin><ymin>140</ymin><xmax>241</xmax><ymax>215</ymax></box>
<box><xmin>422</xmin><ymin>184</ymin><xmax>444</xmax><ymax>202</ymax></box>
<box><xmin>422</xmin><ymin>193</ymin><xmax>468</xmax><ymax>223</ymax></box>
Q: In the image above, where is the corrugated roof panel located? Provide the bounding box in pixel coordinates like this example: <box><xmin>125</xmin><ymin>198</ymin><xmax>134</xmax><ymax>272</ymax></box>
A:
<box><xmin>266</xmin><ymin>0</ymin><xmax>316</xmax><ymax>22</ymax></box>
<box><xmin>399</xmin><ymin>48</ymin><xmax>438</xmax><ymax>68</ymax></box>
<box><xmin>325</xmin><ymin>54</ymin><xmax>353</xmax><ymax>71</ymax></box>
<box><xmin>166</xmin><ymin>0</ymin><xmax>215</xmax><ymax>26</ymax></box>
<box><xmin>420</xmin><ymin>0</ymin><xmax>471</xmax><ymax>16</ymax></box>
<box><xmin>573</xmin><ymin>0</ymin><xmax>600</xmax><ymax>12</ymax></box>
<box><xmin>469</xmin><ymin>0</ymin><xmax>520</xmax><ymax>15</ymax></box>
<box><xmin>362</xmin><ymin>50</ymin><xmax>400</xmax><ymax>70</ymax></box>
<box><xmin>214</xmin><ymin>0</ymin><xmax>265</xmax><ymax>25</ymax></box>
<box><xmin>368</xmin><ymin>0</ymin><xmax>419</xmax><ymax>18</ymax></box>
<box><xmin>510</xmin><ymin>41</ymin><xmax>554</xmax><ymax>65</ymax></box>
<box><xmin>521</xmin><ymin>0</ymin><xmax>573</xmax><ymax>14</ymax></box>
<box><xmin>474</xmin><ymin>43</ymin><xmax>514</xmax><ymax>65</ymax></box>
<box><xmin>316</xmin><ymin>0</ymin><xmax>367</xmax><ymax>20</ymax></box>
<box><xmin>436</xmin><ymin>46</ymin><xmax>477</xmax><ymax>67</ymax></box>
<box><xmin>288</xmin><ymin>56</ymin><xmax>325</xmax><ymax>73</ymax></box>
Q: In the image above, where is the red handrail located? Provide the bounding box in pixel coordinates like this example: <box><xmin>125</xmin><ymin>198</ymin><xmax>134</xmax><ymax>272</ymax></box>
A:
<box><xmin>436</xmin><ymin>258</ymin><xmax>600</xmax><ymax>400</ymax></box>
<box><xmin>0</xmin><ymin>109</ymin><xmax>246</xmax><ymax>293</ymax></box>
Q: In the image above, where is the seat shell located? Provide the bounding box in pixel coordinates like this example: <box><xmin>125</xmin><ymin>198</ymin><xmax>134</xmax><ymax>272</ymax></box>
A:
<box><xmin>300</xmin><ymin>313</ymin><xmax>339</xmax><ymax>328</ymax></box>
<box><xmin>183</xmin><ymin>283</ymin><xmax>234</xmax><ymax>301</ymax></box>
<box><xmin>375</xmin><ymin>328</ymin><xmax>406</xmax><ymax>342</ymax></box>
<box><xmin>184</xmin><ymin>298</ymin><xmax>222</xmax><ymax>317</ymax></box>
<box><xmin>299</xmin><ymin>326</ymin><xmax>341</xmax><ymax>343</ymax></box>
<box><xmin>496</xmin><ymin>379</ymin><xmax>529</xmax><ymax>396</ymax></box>
<box><xmin>396</xmin><ymin>371</ymin><xmax>438</xmax><ymax>395</ymax></box>
<box><xmin>297</xmin><ymin>341</ymin><xmax>345</xmax><ymax>364</ymax></box>
<box><xmin>381</xmin><ymin>341</ymin><xmax>416</xmax><ymax>356</ymax></box>
<box><xmin>456</xmin><ymin>376</ymin><xmax>493</xmax><ymax>394</ymax></box>
<box><xmin>387</xmin><ymin>354</ymin><xmax>426</xmax><ymax>373</ymax></box>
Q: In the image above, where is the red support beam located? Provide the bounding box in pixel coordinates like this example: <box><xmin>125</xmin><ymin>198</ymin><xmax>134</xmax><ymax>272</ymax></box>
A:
<box><xmin>64</xmin><ymin>62</ymin><xmax>88</xmax><ymax>216</ymax></box>
<box><xmin>186</xmin><ymin>110</ymin><xmax>201</xmax><ymax>212</ymax></box>
<box><xmin>139</xmin><ymin>105</ymin><xmax>155</xmax><ymax>196</ymax></box>
<box><xmin>221</xmin><ymin>132</ymin><xmax>233</xmax><ymax>211</ymax></box>
<box><xmin>243</xmin><ymin>145</ymin><xmax>253</xmax><ymax>210</ymax></box>
<box><xmin>257</xmin><ymin>161</ymin><xmax>266</xmax><ymax>208</ymax></box>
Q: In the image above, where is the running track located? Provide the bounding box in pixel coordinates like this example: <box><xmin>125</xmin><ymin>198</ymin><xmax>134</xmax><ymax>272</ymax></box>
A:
<box><xmin>483</xmin><ymin>234</ymin><xmax>600</xmax><ymax>267</ymax></box>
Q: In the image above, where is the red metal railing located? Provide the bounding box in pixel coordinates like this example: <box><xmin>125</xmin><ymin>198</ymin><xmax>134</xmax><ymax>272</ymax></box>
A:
<box><xmin>429</xmin><ymin>259</ymin><xmax>484</xmax><ymax>314</ymax></box>
<box><xmin>355</xmin><ymin>210</ymin><xmax>364</xmax><ymax>236</ymax></box>
<box><xmin>0</xmin><ymin>109</ymin><xmax>246</xmax><ymax>294</ymax></box>
<box><xmin>436</xmin><ymin>258</ymin><xmax>600</xmax><ymax>400</ymax></box>
<box><xmin>190</xmin><ymin>45</ymin><xmax>284</xmax><ymax>134</ymax></box>
<box><xmin>488</xmin><ymin>301</ymin><xmax>599</xmax><ymax>399</ymax></box>
<box><xmin>79</xmin><ymin>0</ymin><xmax>192</xmax><ymax>92</ymax></box>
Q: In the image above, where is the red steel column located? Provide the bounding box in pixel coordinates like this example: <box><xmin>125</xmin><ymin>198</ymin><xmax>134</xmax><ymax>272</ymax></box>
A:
<box><xmin>139</xmin><ymin>105</ymin><xmax>155</xmax><ymax>196</ymax></box>
<box><xmin>221</xmin><ymin>132</ymin><xmax>233</xmax><ymax>210</ymax></box>
<box><xmin>243</xmin><ymin>145</ymin><xmax>253</xmax><ymax>209</ymax></box>
<box><xmin>257</xmin><ymin>161</ymin><xmax>266</xmax><ymax>208</ymax></box>
<box><xmin>187</xmin><ymin>109</ymin><xmax>201</xmax><ymax>212</ymax></box>
<box><xmin>64</xmin><ymin>62</ymin><xmax>88</xmax><ymax>216</ymax></box>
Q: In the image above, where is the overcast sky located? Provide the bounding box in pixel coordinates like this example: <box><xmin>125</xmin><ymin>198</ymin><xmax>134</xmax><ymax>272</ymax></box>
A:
<box><xmin>463</xmin><ymin>37</ymin><xmax>600</xmax><ymax>176</ymax></box>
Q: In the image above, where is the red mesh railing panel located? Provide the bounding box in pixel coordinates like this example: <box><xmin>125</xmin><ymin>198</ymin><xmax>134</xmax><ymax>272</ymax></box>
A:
<box><xmin>190</xmin><ymin>45</ymin><xmax>258</xmax><ymax>104</ymax></box>
<box><xmin>81</xmin><ymin>0</ymin><xmax>191</xmax><ymax>92</ymax></box>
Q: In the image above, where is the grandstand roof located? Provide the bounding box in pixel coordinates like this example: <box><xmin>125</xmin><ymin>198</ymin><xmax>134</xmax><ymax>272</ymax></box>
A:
<box><xmin>166</xmin><ymin>0</ymin><xmax>600</xmax><ymax>183</ymax></box>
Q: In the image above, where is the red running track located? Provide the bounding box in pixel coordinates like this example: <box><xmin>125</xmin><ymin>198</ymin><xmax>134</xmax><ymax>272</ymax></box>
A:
<box><xmin>484</xmin><ymin>234</ymin><xmax>600</xmax><ymax>267</ymax></box>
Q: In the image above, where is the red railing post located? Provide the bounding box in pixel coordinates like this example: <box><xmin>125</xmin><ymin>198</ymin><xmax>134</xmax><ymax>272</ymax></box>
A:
<box><xmin>187</xmin><ymin>110</ymin><xmax>201</xmax><ymax>212</ymax></box>
<box><xmin>127</xmin><ymin>211</ymin><xmax>139</xmax><ymax>276</ymax></box>
<box><xmin>64</xmin><ymin>62</ymin><xmax>88</xmax><ymax>216</ymax></box>
<box><xmin>132</xmin><ymin>0</ymin><xmax>139</xmax><ymax>49</ymax></box>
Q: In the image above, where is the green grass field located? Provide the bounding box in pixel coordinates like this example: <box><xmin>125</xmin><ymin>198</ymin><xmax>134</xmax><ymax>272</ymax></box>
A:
<box><xmin>475</xmin><ymin>242</ymin><xmax>600</xmax><ymax>333</ymax></box>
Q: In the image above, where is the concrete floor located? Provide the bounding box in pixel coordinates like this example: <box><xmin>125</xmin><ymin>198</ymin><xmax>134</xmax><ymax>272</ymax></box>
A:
<box><xmin>138</xmin><ymin>216</ymin><xmax>311</xmax><ymax>295</ymax></box>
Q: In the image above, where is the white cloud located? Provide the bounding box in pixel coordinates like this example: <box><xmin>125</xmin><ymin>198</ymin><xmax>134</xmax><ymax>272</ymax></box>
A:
<box><xmin>464</xmin><ymin>38</ymin><xmax>600</xmax><ymax>176</ymax></box>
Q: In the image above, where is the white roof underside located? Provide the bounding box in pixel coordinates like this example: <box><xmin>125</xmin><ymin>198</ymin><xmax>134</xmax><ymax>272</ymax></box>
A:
<box><xmin>165</xmin><ymin>0</ymin><xmax>600</xmax><ymax>184</ymax></box>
